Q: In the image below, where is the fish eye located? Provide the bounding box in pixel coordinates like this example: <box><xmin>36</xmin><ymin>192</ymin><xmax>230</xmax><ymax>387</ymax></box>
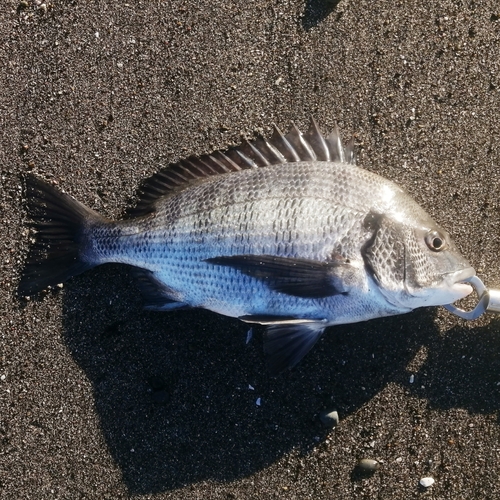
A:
<box><xmin>425</xmin><ymin>230</ymin><xmax>447</xmax><ymax>252</ymax></box>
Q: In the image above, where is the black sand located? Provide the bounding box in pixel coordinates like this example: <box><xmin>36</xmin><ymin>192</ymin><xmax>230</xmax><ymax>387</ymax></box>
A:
<box><xmin>2</xmin><ymin>0</ymin><xmax>500</xmax><ymax>498</ymax></box>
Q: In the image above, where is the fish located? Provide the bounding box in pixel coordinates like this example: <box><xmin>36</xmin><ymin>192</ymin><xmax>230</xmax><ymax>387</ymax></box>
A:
<box><xmin>19</xmin><ymin>119</ymin><xmax>475</xmax><ymax>373</ymax></box>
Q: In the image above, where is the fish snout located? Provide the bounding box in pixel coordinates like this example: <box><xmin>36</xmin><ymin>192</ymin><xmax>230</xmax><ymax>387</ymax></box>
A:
<box><xmin>445</xmin><ymin>266</ymin><xmax>476</xmax><ymax>302</ymax></box>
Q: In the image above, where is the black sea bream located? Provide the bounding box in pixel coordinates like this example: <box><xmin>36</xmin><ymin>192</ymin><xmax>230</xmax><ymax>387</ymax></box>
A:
<box><xmin>19</xmin><ymin>120</ymin><xmax>474</xmax><ymax>372</ymax></box>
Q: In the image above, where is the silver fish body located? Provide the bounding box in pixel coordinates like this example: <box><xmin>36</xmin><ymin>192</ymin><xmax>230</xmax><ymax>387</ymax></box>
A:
<box><xmin>20</xmin><ymin>120</ymin><xmax>474</xmax><ymax>372</ymax></box>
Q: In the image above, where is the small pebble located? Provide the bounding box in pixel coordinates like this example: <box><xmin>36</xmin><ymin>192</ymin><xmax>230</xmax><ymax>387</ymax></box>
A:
<box><xmin>319</xmin><ymin>409</ymin><xmax>339</xmax><ymax>427</ymax></box>
<box><xmin>356</xmin><ymin>458</ymin><xmax>380</xmax><ymax>473</ymax></box>
<box><xmin>419</xmin><ymin>477</ymin><xmax>435</xmax><ymax>488</ymax></box>
<box><xmin>409</xmin><ymin>374</ymin><xmax>415</xmax><ymax>383</ymax></box>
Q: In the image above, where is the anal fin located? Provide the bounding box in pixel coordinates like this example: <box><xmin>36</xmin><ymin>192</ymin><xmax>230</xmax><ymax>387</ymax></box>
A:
<box><xmin>131</xmin><ymin>268</ymin><xmax>189</xmax><ymax>311</ymax></box>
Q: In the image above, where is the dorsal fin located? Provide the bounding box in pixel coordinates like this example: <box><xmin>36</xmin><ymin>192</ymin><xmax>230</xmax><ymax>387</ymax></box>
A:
<box><xmin>304</xmin><ymin>117</ymin><xmax>330</xmax><ymax>161</ymax></box>
<box><xmin>345</xmin><ymin>137</ymin><xmax>355</xmax><ymax>164</ymax></box>
<box><xmin>326</xmin><ymin>124</ymin><xmax>344</xmax><ymax>163</ymax></box>
<box><xmin>285</xmin><ymin>123</ymin><xmax>317</xmax><ymax>161</ymax></box>
<box><xmin>128</xmin><ymin>119</ymin><xmax>356</xmax><ymax>217</ymax></box>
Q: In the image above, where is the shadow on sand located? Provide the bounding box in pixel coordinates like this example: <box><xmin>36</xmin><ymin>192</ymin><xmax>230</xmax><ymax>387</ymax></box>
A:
<box><xmin>301</xmin><ymin>0</ymin><xmax>342</xmax><ymax>31</ymax></box>
<box><xmin>61</xmin><ymin>266</ymin><xmax>500</xmax><ymax>494</ymax></box>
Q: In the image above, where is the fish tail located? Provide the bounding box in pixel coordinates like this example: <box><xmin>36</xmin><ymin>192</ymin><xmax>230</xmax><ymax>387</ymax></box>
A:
<box><xmin>18</xmin><ymin>175</ymin><xmax>106</xmax><ymax>296</ymax></box>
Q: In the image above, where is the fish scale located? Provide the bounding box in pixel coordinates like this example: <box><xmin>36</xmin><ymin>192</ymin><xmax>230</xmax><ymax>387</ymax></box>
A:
<box><xmin>20</xmin><ymin>119</ymin><xmax>474</xmax><ymax>373</ymax></box>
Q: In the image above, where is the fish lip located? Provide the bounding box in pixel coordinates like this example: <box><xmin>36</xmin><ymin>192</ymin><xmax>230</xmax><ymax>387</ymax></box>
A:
<box><xmin>444</xmin><ymin>266</ymin><xmax>476</xmax><ymax>302</ymax></box>
<box><xmin>446</xmin><ymin>266</ymin><xmax>476</xmax><ymax>285</ymax></box>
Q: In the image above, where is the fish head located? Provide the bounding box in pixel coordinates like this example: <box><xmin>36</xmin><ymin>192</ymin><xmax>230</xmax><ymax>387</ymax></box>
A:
<box><xmin>362</xmin><ymin>211</ymin><xmax>475</xmax><ymax>310</ymax></box>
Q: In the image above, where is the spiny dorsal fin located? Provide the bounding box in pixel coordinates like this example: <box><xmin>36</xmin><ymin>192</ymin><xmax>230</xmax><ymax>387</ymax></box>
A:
<box><xmin>345</xmin><ymin>137</ymin><xmax>355</xmax><ymax>164</ymax></box>
<box><xmin>270</xmin><ymin>124</ymin><xmax>300</xmax><ymax>162</ymax></box>
<box><xmin>129</xmin><ymin>119</ymin><xmax>355</xmax><ymax>217</ymax></box>
<box><xmin>304</xmin><ymin>117</ymin><xmax>330</xmax><ymax>161</ymax></box>
<box><xmin>326</xmin><ymin>123</ymin><xmax>344</xmax><ymax>163</ymax></box>
<box><xmin>285</xmin><ymin>123</ymin><xmax>317</xmax><ymax>161</ymax></box>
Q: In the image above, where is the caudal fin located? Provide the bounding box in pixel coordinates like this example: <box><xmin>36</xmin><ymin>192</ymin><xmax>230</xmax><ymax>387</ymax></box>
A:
<box><xmin>18</xmin><ymin>175</ymin><xmax>105</xmax><ymax>296</ymax></box>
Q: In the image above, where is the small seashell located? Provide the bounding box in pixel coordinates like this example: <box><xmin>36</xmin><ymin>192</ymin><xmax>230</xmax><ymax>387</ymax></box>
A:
<box><xmin>319</xmin><ymin>409</ymin><xmax>339</xmax><ymax>427</ymax></box>
<box><xmin>419</xmin><ymin>477</ymin><xmax>435</xmax><ymax>488</ymax></box>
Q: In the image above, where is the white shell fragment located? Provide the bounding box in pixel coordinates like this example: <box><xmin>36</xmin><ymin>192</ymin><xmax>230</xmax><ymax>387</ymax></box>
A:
<box><xmin>419</xmin><ymin>477</ymin><xmax>435</xmax><ymax>488</ymax></box>
<box><xmin>246</xmin><ymin>327</ymin><xmax>253</xmax><ymax>344</ymax></box>
<box><xmin>319</xmin><ymin>409</ymin><xmax>339</xmax><ymax>427</ymax></box>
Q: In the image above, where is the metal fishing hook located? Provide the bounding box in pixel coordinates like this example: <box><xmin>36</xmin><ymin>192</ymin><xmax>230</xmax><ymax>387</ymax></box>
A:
<box><xmin>443</xmin><ymin>275</ymin><xmax>500</xmax><ymax>320</ymax></box>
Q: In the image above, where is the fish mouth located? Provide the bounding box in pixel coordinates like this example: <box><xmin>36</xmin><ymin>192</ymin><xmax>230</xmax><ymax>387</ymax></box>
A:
<box><xmin>445</xmin><ymin>266</ymin><xmax>476</xmax><ymax>301</ymax></box>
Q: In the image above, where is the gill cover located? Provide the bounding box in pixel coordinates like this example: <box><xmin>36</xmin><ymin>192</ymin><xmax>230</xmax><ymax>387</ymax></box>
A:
<box><xmin>361</xmin><ymin>212</ymin><xmax>405</xmax><ymax>294</ymax></box>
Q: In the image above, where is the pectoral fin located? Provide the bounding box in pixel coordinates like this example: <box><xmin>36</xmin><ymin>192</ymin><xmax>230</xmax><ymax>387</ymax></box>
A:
<box><xmin>206</xmin><ymin>254</ymin><xmax>356</xmax><ymax>298</ymax></box>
